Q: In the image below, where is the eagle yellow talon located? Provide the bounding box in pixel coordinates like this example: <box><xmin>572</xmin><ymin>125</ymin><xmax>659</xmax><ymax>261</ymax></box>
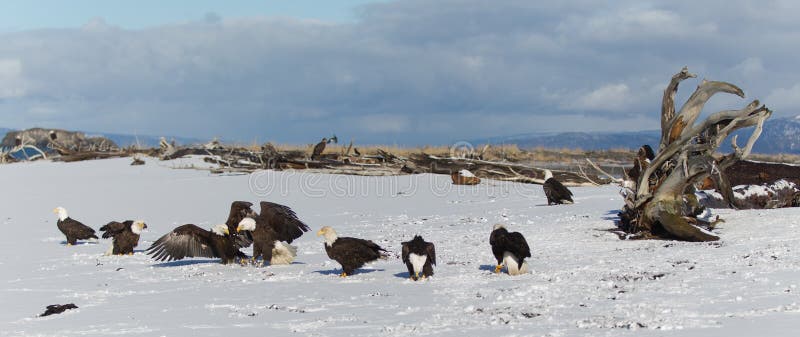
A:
<box><xmin>494</xmin><ymin>265</ymin><xmax>503</xmax><ymax>273</ymax></box>
<box><xmin>339</xmin><ymin>272</ymin><xmax>348</xmax><ymax>277</ymax></box>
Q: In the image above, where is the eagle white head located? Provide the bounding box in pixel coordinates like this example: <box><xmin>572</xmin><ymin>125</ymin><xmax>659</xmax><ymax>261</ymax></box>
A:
<box><xmin>53</xmin><ymin>207</ymin><xmax>68</xmax><ymax>221</ymax></box>
<box><xmin>236</xmin><ymin>217</ymin><xmax>257</xmax><ymax>233</ymax></box>
<box><xmin>543</xmin><ymin>169</ymin><xmax>553</xmax><ymax>181</ymax></box>
<box><xmin>210</xmin><ymin>224</ymin><xmax>230</xmax><ymax>236</ymax></box>
<box><xmin>316</xmin><ymin>226</ymin><xmax>338</xmax><ymax>246</ymax></box>
<box><xmin>493</xmin><ymin>223</ymin><xmax>506</xmax><ymax>231</ymax></box>
<box><xmin>131</xmin><ymin>220</ymin><xmax>147</xmax><ymax>234</ymax></box>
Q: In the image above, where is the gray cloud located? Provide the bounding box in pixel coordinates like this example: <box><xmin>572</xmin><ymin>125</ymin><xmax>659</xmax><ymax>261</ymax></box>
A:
<box><xmin>0</xmin><ymin>0</ymin><xmax>798</xmax><ymax>144</ymax></box>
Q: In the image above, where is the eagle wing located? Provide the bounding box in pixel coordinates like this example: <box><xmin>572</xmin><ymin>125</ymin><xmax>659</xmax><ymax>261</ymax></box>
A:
<box><xmin>99</xmin><ymin>221</ymin><xmax>130</xmax><ymax>239</ymax></box>
<box><xmin>544</xmin><ymin>178</ymin><xmax>573</xmax><ymax>202</ymax></box>
<box><xmin>333</xmin><ymin>237</ymin><xmax>386</xmax><ymax>262</ymax></box>
<box><xmin>146</xmin><ymin>224</ymin><xmax>217</xmax><ymax>262</ymax></box>
<box><xmin>425</xmin><ymin>241</ymin><xmax>436</xmax><ymax>265</ymax></box>
<box><xmin>507</xmin><ymin>232</ymin><xmax>531</xmax><ymax>259</ymax></box>
<box><xmin>61</xmin><ymin>218</ymin><xmax>97</xmax><ymax>239</ymax></box>
<box><xmin>259</xmin><ymin>202</ymin><xmax>310</xmax><ymax>243</ymax></box>
<box><xmin>401</xmin><ymin>241</ymin><xmax>410</xmax><ymax>264</ymax></box>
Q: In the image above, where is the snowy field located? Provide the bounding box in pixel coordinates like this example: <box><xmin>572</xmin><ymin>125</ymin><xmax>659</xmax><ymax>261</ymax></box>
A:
<box><xmin>1</xmin><ymin>157</ymin><xmax>799</xmax><ymax>336</ymax></box>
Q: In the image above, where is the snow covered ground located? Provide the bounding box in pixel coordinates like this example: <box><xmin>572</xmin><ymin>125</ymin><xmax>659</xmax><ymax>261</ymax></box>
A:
<box><xmin>1</xmin><ymin>157</ymin><xmax>799</xmax><ymax>336</ymax></box>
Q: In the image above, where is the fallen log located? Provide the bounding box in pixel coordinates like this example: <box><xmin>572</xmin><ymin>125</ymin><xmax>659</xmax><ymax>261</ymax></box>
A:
<box><xmin>55</xmin><ymin>151</ymin><xmax>128</xmax><ymax>162</ymax></box>
<box><xmin>409</xmin><ymin>153</ymin><xmax>603</xmax><ymax>186</ymax></box>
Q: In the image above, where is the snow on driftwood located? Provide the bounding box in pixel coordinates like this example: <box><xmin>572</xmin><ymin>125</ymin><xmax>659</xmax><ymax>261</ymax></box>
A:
<box><xmin>1</xmin><ymin>158</ymin><xmax>799</xmax><ymax>335</ymax></box>
<box><xmin>699</xmin><ymin>179</ymin><xmax>800</xmax><ymax>209</ymax></box>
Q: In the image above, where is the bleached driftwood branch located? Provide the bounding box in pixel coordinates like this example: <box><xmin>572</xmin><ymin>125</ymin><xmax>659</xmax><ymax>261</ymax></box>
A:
<box><xmin>619</xmin><ymin>67</ymin><xmax>772</xmax><ymax>241</ymax></box>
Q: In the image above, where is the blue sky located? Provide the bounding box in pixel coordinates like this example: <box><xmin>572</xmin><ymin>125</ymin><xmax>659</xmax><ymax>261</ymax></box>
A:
<box><xmin>1</xmin><ymin>0</ymin><xmax>798</xmax><ymax>145</ymax></box>
<box><xmin>0</xmin><ymin>0</ymin><xmax>380</xmax><ymax>31</ymax></box>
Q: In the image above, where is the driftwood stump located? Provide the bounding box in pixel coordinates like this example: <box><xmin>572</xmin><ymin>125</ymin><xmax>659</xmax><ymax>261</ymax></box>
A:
<box><xmin>618</xmin><ymin>67</ymin><xmax>772</xmax><ymax>241</ymax></box>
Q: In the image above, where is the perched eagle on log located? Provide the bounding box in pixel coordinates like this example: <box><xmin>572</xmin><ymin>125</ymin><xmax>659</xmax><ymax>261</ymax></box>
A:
<box><xmin>627</xmin><ymin>145</ymin><xmax>656</xmax><ymax>183</ymax></box>
<box><xmin>235</xmin><ymin>201</ymin><xmax>310</xmax><ymax>266</ymax></box>
<box><xmin>311</xmin><ymin>138</ymin><xmax>328</xmax><ymax>159</ymax></box>
<box><xmin>100</xmin><ymin>220</ymin><xmax>147</xmax><ymax>255</ymax></box>
<box><xmin>401</xmin><ymin>235</ymin><xmax>435</xmax><ymax>280</ymax></box>
<box><xmin>53</xmin><ymin>207</ymin><xmax>98</xmax><ymax>245</ymax></box>
<box><xmin>317</xmin><ymin>226</ymin><xmax>387</xmax><ymax>277</ymax></box>
<box><xmin>489</xmin><ymin>224</ymin><xmax>530</xmax><ymax>275</ymax></box>
<box><xmin>146</xmin><ymin>224</ymin><xmax>241</xmax><ymax>264</ymax></box>
<box><xmin>543</xmin><ymin>169</ymin><xmax>574</xmax><ymax>205</ymax></box>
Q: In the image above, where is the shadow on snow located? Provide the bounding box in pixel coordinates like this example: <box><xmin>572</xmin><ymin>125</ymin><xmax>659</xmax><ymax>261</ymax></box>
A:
<box><xmin>60</xmin><ymin>241</ymin><xmax>98</xmax><ymax>246</ymax></box>
<box><xmin>478</xmin><ymin>264</ymin><xmax>498</xmax><ymax>273</ymax></box>
<box><xmin>314</xmin><ymin>268</ymin><xmax>384</xmax><ymax>276</ymax></box>
<box><xmin>151</xmin><ymin>259</ymin><xmax>221</xmax><ymax>268</ymax></box>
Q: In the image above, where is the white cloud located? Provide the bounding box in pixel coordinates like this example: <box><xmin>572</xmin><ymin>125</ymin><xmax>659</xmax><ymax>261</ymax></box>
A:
<box><xmin>730</xmin><ymin>57</ymin><xmax>765</xmax><ymax>78</ymax></box>
<box><xmin>566</xmin><ymin>84</ymin><xmax>633</xmax><ymax>111</ymax></box>
<box><xmin>766</xmin><ymin>84</ymin><xmax>800</xmax><ymax>112</ymax></box>
<box><xmin>0</xmin><ymin>58</ymin><xmax>25</xmax><ymax>99</ymax></box>
<box><xmin>560</xmin><ymin>7</ymin><xmax>717</xmax><ymax>41</ymax></box>
<box><xmin>0</xmin><ymin>1</ymin><xmax>797</xmax><ymax>143</ymax></box>
<box><xmin>357</xmin><ymin>114</ymin><xmax>410</xmax><ymax>133</ymax></box>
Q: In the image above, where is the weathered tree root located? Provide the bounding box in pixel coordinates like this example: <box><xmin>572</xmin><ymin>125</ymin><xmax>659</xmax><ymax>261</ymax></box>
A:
<box><xmin>617</xmin><ymin>67</ymin><xmax>772</xmax><ymax>241</ymax></box>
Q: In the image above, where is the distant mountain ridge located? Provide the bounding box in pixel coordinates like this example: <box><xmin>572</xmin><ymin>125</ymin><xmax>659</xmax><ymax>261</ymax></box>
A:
<box><xmin>478</xmin><ymin>130</ymin><xmax>660</xmax><ymax>151</ymax></box>
<box><xmin>477</xmin><ymin>117</ymin><xmax>800</xmax><ymax>154</ymax></box>
<box><xmin>4</xmin><ymin>116</ymin><xmax>800</xmax><ymax>154</ymax></box>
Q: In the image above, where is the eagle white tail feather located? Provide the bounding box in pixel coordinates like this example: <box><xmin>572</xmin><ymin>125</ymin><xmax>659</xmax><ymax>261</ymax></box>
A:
<box><xmin>409</xmin><ymin>253</ymin><xmax>427</xmax><ymax>275</ymax></box>
<box><xmin>503</xmin><ymin>252</ymin><xmax>530</xmax><ymax>276</ymax></box>
<box><xmin>270</xmin><ymin>241</ymin><xmax>297</xmax><ymax>265</ymax></box>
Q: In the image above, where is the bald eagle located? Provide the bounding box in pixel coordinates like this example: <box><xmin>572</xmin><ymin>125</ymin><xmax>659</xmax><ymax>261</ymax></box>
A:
<box><xmin>627</xmin><ymin>145</ymin><xmax>656</xmax><ymax>183</ymax></box>
<box><xmin>401</xmin><ymin>235</ymin><xmax>435</xmax><ymax>280</ymax></box>
<box><xmin>311</xmin><ymin>138</ymin><xmax>328</xmax><ymax>160</ymax></box>
<box><xmin>237</xmin><ymin>218</ymin><xmax>298</xmax><ymax>266</ymax></box>
<box><xmin>224</xmin><ymin>201</ymin><xmax>257</xmax><ymax>251</ymax></box>
<box><xmin>489</xmin><ymin>224</ymin><xmax>530</xmax><ymax>275</ymax></box>
<box><xmin>146</xmin><ymin>224</ymin><xmax>240</xmax><ymax>264</ymax></box>
<box><xmin>236</xmin><ymin>201</ymin><xmax>310</xmax><ymax>266</ymax></box>
<box><xmin>543</xmin><ymin>169</ymin><xmax>574</xmax><ymax>205</ymax></box>
<box><xmin>100</xmin><ymin>220</ymin><xmax>147</xmax><ymax>255</ymax></box>
<box><xmin>53</xmin><ymin>207</ymin><xmax>98</xmax><ymax>245</ymax></box>
<box><xmin>317</xmin><ymin>226</ymin><xmax>387</xmax><ymax>277</ymax></box>
<box><xmin>641</xmin><ymin>144</ymin><xmax>655</xmax><ymax>160</ymax></box>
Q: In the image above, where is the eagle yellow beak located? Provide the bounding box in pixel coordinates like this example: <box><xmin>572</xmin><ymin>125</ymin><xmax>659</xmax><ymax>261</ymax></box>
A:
<box><xmin>316</xmin><ymin>229</ymin><xmax>324</xmax><ymax>236</ymax></box>
<box><xmin>52</xmin><ymin>208</ymin><xmax>58</xmax><ymax>213</ymax></box>
<box><xmin>236</xmin><ymin>225</ymin><xmax>242</xmax><ymax>233</ymax></box>
<box><xmin>223</xmin><ymin>228</ymin><xmax>230</xmax><ymax>235</ymax></box>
